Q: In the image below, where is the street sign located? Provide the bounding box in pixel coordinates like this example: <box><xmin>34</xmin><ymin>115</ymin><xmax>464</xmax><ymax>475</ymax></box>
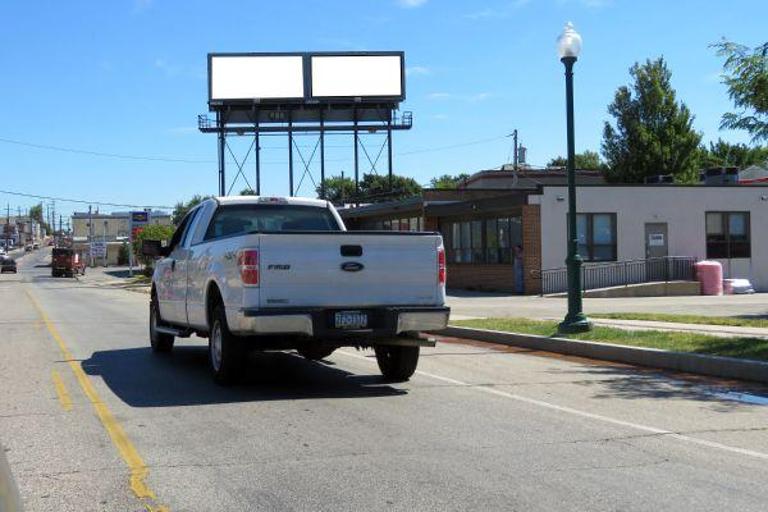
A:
<box><xmin>90</xmin><ymin>241</ymin><xmax>107</xmax><ymax>258</ymax></box>
<box><xmin>130</xmin><ymin>211</ymin><xmax>150</xmax><ymax>239</ymax></box>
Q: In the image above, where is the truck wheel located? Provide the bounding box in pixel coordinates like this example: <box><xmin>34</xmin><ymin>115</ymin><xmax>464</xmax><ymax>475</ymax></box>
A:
<box><xmin>149</xmin><ymin>295</ymin><xmax>174</xmax><ymax>352</ymax></box>
<box><xmin>297</xmin><ymin>345</ymin><xmax>336</xmax><ymax>361</ymax></box>
<box><xmin>374</xmin><ymin>345</ymin><xmax>420</xmax><ymax>382</ymax></box>
<box><xmin>209</xmin><ymin>304</ymin><xmax>244</xmax><ymax>385</ymax></box>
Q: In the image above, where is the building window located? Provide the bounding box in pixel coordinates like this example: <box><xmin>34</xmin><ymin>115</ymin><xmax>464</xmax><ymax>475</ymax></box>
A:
<box><xmin>360</xmin><ymin>216</ymin><xmax>422</xmax><ymax>231</ymax></box>
<box><xmin>575</xmin><ymin>213</ymin><xmax>617</xmax><ymax>262</ymax></box>
<box><xmin>706</xmin><ymin>212</ymin><xmax>750</xmax><ymax>258</ymax></box>
<box><xmin>444</xmin><ymin>217</ymin><xmax>522</xmax><ymax>264</ymax></box>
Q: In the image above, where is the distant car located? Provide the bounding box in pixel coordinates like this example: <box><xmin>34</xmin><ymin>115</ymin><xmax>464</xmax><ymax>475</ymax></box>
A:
<box><xmin>0</xmin><ymin>256</ymin><xmax>17</xmax><ymax>273</ymax></box>
<box><xmin>32</xmin><ymin>243</ymin><xmax>39</xmax><ymax>250</ymax></box>
<box><xmin>24</xmin><ymin>245</ymin><xmax>32</xmax><ymax>252</ymax></box>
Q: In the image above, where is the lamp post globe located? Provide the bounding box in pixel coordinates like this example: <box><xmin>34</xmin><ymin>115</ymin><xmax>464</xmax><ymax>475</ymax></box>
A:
<box><xmin>557</xmin><ymin>21</ymin><xmax>582</xmax><ymax>60</ymax></box>
<box><xmin>557</xmin><ymin>22</ymin><xmax>591</xmax><ymax>334</ymax></box>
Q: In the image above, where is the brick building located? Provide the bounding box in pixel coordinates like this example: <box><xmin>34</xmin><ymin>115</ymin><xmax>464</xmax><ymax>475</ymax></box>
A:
<box><xmin>340</xmin><ymin>168</ymin><xmax>600</xmax><ymax>294</ymax></box>
<box><xmin>339</xmin><ymin>167</ymin><xmax>768</xmax><ymax>294</ymax></box>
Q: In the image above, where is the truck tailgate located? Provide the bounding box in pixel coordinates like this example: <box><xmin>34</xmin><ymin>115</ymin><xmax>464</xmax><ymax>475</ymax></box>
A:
<box><xmin>258</xmin><ymin>233</ymin><xmax>441</xmax><ymax>308</ymax></box>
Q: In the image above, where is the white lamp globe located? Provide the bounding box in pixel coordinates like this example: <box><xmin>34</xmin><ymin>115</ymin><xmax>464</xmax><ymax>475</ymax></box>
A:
<box><xmin>557</xmin><ymin>22</ymin><xmax>582</xmax><ymax>59</ymax></box>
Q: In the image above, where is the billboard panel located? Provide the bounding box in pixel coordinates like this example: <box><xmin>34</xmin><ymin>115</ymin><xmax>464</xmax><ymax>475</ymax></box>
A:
<box><xmin>310</xmin><ymin>55</ymin><xmax>404</xmax><ymax>100</ymax></box>
<box><xmin>210</xmin><ymin>55</ymin><xmax>304</xmax><ymax>101</ymax></box>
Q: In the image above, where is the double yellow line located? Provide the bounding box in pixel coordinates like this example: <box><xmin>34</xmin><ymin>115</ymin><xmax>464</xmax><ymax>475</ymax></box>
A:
<box><xmin>26</xmin><ymin>290</ymin><xmax>168</xmax><ymax>512</ymax></box>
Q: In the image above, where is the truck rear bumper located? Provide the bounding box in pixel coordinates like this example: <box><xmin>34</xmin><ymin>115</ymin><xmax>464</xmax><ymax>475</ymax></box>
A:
<box><xmin>235</xmin><ymin>306</ymin><xmax>450</xmax><ymax>338</ymax></box>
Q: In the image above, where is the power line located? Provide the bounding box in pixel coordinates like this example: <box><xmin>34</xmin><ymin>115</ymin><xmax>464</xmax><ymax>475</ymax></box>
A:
<box><xmin>0</xmin><ymin>136</ymin><xmax>214</xmax><ymax>164</ymax></box>
<box><xmin>399</xmin><ymin>135</ymin><xmax>509</xmax><ymax>156</ymax></box>
<box><xmin>0</xmin><ymin>189</ymin><xmax>174</xmax><ymax>210</ymax></box>
<box><xmin>0</xmin><ymin>133</ymin><xmax>511</xmax><ymax>165</ymax></box>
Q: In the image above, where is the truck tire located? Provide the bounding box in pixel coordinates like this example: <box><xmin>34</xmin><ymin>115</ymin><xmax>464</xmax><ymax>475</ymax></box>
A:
<box><xmin>297</xmin><ymin>345</ymin><xmax>336</xmax><ymax>361</ymax></box>
<box><xmin>149</xmin><ymin>295</ymin><xmax>174</xmax><ymax>352</ymax></box>
<box><xmin>209</xmin><ymin>303</ymin><xmax>244</xmax><ymax>385</ymax></box>
<box><xmin>374</xmin><ymin>345</ymin><xmax>420</xmax><ymax>382</ymax></box>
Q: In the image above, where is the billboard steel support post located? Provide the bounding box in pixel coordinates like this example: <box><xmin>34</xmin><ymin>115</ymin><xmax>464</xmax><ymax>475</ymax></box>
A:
<box><xmin>353</xmin><ymin>108</ymin><xmax>359</xmax><ymax>202</ymax></box>
<box><xmin>320</xmin><ymin>110</ymin><xmax>326</xmax><ymax>200</ymax></box>
<box><xmin>288</xmin><ymin>113</ymin><xmax>294</xmax><ymax>197</ymax></box>
<box><xmin>217</xmin><ymin>111</ymin><xmax>226</xmax><ymax>196</ymax></box>
<box><xmin>387</xmin><ymin>116</ymin><xmax>393</xmax><ymax>190</ymax></box>
<box><xmin>255</xmin><ymin>119</ymin><xmax>261</xmax><ymax>195</ymax></box>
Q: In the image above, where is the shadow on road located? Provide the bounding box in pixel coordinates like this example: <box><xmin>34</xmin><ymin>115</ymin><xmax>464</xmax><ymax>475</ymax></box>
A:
<box><xmin>82</xmin><ymin>346</ymin><xmax>405</xmax><ymax>407</ymax></box>
<box><xmin>545</xmin><ymin>364</ymin><xmax>768</xmax><ymax>411</ymax></box>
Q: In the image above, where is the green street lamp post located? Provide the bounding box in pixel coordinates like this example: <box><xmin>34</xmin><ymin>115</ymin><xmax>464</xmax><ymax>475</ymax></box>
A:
<box><xmin>557</xmin><ymin>22</ymin><xmax>591</xmax><ymax>334</ymax></box>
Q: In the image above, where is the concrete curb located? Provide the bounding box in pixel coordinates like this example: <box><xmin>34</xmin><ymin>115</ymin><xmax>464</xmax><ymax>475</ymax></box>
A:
<box><xmin>437</xmin><ymin>326</ymin><xmax>768</xmax><ymax>384</ymax></box>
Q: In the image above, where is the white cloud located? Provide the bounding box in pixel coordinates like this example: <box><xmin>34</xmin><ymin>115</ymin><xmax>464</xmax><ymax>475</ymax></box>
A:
<box><xmin>556</xmin><ymin>0</ymin><xmax>613</xmax><ymax>7</ymax></box>
<box><xmin>427</xmin><ymin>92</ymin><xmax>453</xmax><ymax>100</ymax></box>
<box><xmin>406</xmin><ymin>66</ymin><xmax>431</xmax><ymax>76</ymax></box>
<box><xmin>397</xmin><ymin>0</ymin><xmax>428</xmax><ymax>8</ymax></box>
<box><xmin>134</xmin><ymin>0</ymin><xmax>153</xmax><ymax>11</ymax></box>
<box><xmin>469</xmin><ymin>92</ymin><xmax>492</xmax><ymax>102</ymax></box>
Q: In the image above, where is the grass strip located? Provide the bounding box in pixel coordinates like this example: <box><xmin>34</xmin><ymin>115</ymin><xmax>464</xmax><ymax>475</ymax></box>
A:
<box><xmin>590</xmin><ymin>312</ymin><xmax>768</xmax><ymax>329</ymax></box>
<box><xmin>452</xmin><ymin>317</ymin><xmax>768</xmax><ymax>362</ymax></box>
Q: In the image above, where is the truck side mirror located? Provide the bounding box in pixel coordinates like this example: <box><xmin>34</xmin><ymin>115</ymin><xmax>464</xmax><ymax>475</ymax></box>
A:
<box><xmin>141</xmin><ymin>239</ymin><xmax>169</xmax><ymax>258</ymax></box>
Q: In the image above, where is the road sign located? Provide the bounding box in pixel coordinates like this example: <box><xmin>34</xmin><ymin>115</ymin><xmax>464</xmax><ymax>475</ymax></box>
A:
<box><xmin>130</xmin><ymin>211</ymin><xmax>150</xmax><ymax>240</ymax></box>
<box><xmin>90</xmin><ymin>241</ymin><xmax>107</xmax><ymax>258</ymax></box>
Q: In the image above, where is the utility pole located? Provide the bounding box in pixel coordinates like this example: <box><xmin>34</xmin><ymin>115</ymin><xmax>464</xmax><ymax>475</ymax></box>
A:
<box><xmin>512</xmin><ymin>129</ymin><xmax>518</xmax><ymax>170</ymax></box>
<box><xmin>88</xmin><ymin>205</ymin><xmax>94</xmax><ymax>267</ymax></box>
<box><xmin>4</xmin><ymin>203</ymin><xmax>9</xmax><ymax>251</ymax></box>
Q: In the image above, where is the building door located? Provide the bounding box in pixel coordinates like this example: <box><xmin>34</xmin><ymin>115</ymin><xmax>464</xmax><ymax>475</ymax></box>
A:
<box><xmin>645</xmin><ymin>223</ymin><xmax>668</xmax><ymax>258</ymax></box>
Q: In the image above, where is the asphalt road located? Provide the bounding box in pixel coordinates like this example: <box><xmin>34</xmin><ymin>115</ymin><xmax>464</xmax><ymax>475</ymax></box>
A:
<box><xmin>2</xmin><ymin>249</ymin><xmax>768</xmax><ymax>512</ymax></box>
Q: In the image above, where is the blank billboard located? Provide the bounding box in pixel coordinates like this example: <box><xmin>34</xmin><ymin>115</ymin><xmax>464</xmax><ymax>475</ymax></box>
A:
<box><xmin>210</xmin><ymin>55</ymin><xmax>304</xmax><ymax>101</ymax></box>
<box><xmin>310</xmin><ymin>55</ymin><xmax>403</xmax><ymax>99</ymax></box>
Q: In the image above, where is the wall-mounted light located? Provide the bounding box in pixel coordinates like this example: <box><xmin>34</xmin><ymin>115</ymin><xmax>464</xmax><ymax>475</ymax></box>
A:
<box><xmin>556</xmin><ymin>195</ymin><xmax>565</xmax><ymax>202</ymax></box>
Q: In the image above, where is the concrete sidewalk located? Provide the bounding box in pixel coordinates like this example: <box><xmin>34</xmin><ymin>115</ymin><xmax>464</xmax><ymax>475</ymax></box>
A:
<box><xmin>447</xmin><ymin>290</ymin><xmax>768</xmax><ymax>338</ymax></box>
<box><xmin>76</xmin><ymin>264</ymin><xmax>151</xmax><ymax>293</ymax></box>
<box><xmin>447</xmin><ymin>290</ymin><xmax>768</xmax><ymax>318</ymax></box>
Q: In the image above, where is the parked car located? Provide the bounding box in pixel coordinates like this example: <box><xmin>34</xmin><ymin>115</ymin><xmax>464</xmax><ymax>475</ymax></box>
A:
<box><xmin>32</xmin><ymin>242</ymin><xmax>39</xmax><ymax>250</ymax></box>
<box><xmin>0</xmin><ymin>256</ymin><xmax>17</xmax><ymax>273</ymax></box>
<box><xmin>51</xmin><ymin>248</ymin><xmax>85</xmax><ymax>277</ymax></box>
<box><xmin>143</xmin><ymin>196</ymin><xmax>449</xmax><ymax>384</ymax></box>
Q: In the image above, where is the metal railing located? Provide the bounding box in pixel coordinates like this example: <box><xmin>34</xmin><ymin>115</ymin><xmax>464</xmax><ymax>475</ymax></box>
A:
<box><xmin>534</xmin><ymin>256</ymin><xmax>698</xmax><ymax>296</ymax></box>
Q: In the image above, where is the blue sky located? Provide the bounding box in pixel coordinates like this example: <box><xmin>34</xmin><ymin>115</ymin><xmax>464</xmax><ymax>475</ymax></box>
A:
<box><xmin>1</xmin><ymin>0</ymin><xmax>766</xmax><ymax>219</ymax></box>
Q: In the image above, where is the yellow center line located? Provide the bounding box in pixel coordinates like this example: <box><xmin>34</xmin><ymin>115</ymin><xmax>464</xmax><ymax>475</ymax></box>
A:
<box><xmin>51</xmin><ymin>370</ymin><xmax>73</xmax><ymax>411</ymax></box>
<box><xmin>25</xmin><ymin>289</ymin><xmax>169</xmax><ymax>512</ymax></box>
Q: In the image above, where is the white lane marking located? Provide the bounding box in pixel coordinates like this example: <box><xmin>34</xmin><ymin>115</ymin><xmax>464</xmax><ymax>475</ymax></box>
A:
<box><xmin>337</xmin><ymin>350</ymin><xmax>768</xmax><ymax>461</ymax></box>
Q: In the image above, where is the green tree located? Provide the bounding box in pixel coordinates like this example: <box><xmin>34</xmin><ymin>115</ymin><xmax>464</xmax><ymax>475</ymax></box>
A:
<box><xmin>547</xmin><ymin>150</ymin><xmax>603</xmax><ymax>170</ymax></box>
<box><xmin>28</xmin><ymin>202</ymin><xmax>51</xmax><ymax>234</ymax></box>
<box><xmin>698</xmin><ymin>139</ymin><xmax>768</xmax><ymax>169</ymax></box>
<box><xmin>316</xmin><ymin>173</ymin><xmax>422</xmax><ymax>203</ymax></box>
<box><xmin>240</xmin><ymin>188</ymin><xmax>257</xmax><ymax>195</ymax></box>
<box><xmin>132</xmin><ymin>223</ymin><xmax>175</xmax><ymax>270</ymax></box>
<box><xmin>359</xmin><ymin>173</ymin><xmax>422</xmax><ymax>201</ymax></box>
<box><xmin>172</xmin><ymin>194</ymin><xmax>211</xmax><ymax>225</ymax></box>
<box><xmin>316</xmin><ymin>175</ymin><xmax>356</xmax><ymax>203</ymax></box>
<box><xmin>602</xmin><ymin>57</ymin><xmax>702</xmax><ymax>183</ymax></box>
<box><xmin>713</xmin><ymin>40</ymin><xmax>768</xmax><ymax>142</ymax></box>
<box><xmin>429</xmin><ymin>173</ymin><xmax>470</xmax><ymax>189</ymax></box>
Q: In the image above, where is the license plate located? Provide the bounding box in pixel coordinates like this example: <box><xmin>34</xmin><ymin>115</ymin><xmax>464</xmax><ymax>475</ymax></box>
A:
<box><xmin>334</xmin><ymin>311</ymin><xmax>368</xmax><ymax>329</ymax></box>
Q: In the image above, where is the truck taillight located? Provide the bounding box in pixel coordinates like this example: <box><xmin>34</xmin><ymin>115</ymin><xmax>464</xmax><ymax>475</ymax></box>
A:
<box><xmin>438</xmin><ymin>247</ymin><xmax>446</xmax><ymax>285</ymax></box>
<box><xmin>238</xmin><ymin>249</ymin><xmax>259</xmax><ymax>286</ymax></box>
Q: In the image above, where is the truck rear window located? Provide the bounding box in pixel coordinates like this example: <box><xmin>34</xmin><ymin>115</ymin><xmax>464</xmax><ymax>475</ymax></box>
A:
<box><xmin>204</xmin><ymin>204</ymin><xmax>341</xmax><ymax>240</ymax></box>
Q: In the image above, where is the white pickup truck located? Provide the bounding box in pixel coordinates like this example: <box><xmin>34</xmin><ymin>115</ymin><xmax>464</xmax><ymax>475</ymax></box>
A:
<box><xmin>143</xmin><ymin>196</ymin><xmax>449</xmax><ymax>384</ymax></box>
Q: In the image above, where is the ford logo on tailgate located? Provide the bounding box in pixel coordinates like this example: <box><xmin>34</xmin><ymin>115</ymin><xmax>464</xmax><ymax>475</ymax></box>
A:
<box><xmin>341</xmin><ymin>261</ymin><xmax>364</xmax><ymax>272</ymax></box>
